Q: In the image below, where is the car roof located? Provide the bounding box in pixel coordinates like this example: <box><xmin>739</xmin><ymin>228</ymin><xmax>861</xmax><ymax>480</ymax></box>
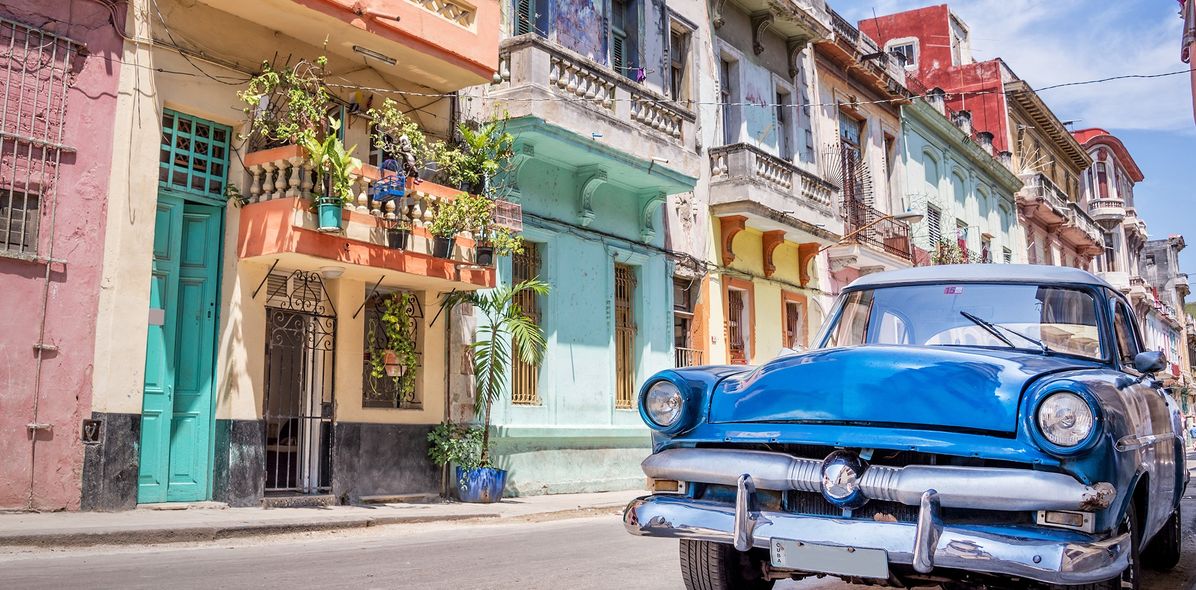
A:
<box><xmin>846</xmin><ymin>264</ymin><xmax>1115</xmax><ymax>290</ymax></box>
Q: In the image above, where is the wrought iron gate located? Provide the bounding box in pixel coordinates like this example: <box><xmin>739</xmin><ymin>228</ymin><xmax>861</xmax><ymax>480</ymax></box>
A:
<box><xmin>263</xmin><ymin>270</ymin><xmax>335</xmax><ymax>494</ymax></box>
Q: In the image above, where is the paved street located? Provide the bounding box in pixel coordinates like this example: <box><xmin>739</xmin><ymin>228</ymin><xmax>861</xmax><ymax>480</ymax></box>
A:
<box><xmin>2</xmin><ymin>493</ymin><xmax>1194</xmax><ymax>590</ymax></box>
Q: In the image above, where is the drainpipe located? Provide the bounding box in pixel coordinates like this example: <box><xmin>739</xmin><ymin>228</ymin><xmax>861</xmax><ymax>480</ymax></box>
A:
<box><xmin>442</xmin><ymin>295</ymin><xmax>452</xmax><ymax>497</ymax></box>
<box><xmin>27</xmin><ymin>32</ymin><xmax>77</xmax><ymax>507</ymax></box>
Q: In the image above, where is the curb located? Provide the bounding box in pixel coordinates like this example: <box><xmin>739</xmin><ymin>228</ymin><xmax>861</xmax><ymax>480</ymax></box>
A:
<box><xmin>0</xmin><ymin>503</ymin><xmax>630</xmax><ymax>549</ymax></box>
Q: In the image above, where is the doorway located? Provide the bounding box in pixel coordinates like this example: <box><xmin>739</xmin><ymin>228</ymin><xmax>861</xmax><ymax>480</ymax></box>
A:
<box><xmin>263</xmin><ymin>270</ymin><xmax>336</xmax><ymax>494</ymax></box>
<box><xmin>138</xmin><ymin>195</ymin><xmax>222</xmax><ymax>503</ymax></box>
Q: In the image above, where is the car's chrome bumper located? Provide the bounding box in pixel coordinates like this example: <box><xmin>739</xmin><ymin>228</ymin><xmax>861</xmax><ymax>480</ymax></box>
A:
<box><xmin>624</xmin><ymin>489</ymin><xmax>1130</xmax><ymax>585</ymax></box>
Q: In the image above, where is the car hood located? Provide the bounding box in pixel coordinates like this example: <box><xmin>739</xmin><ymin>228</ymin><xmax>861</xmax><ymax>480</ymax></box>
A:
<box><xmin>709</xmin><ymin>345</ymin><xmax>1099</xmax><ymax>434</ymax></box>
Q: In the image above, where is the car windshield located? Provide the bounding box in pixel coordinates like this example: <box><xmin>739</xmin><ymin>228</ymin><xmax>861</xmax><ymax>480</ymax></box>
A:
<box><xmin>819</xmin><ymin>283</ymin><xmax>1103</xmax><ymax>360</ymax></box>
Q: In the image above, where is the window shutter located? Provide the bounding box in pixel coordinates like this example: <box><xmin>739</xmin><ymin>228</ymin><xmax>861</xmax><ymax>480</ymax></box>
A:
<box><xmin>611</xmin><ymin>31</ymin><xmax>626</xmax><ymax>73</ymax></box>
<box><xmin>514</xmin><ymin>0</ymin><xmax>534</xmax><ymax>35</ymax></box>
<box><xmin>926</xmin><ymin>206</ymin><xmax>942</xmax><ymax>244</ymax></box>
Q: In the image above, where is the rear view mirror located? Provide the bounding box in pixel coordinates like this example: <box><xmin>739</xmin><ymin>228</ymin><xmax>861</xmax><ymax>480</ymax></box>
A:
<box><xmin>1133</xmin><ymin>350</ymin><xmax>1166</xmax><ymax>375</ymax></box>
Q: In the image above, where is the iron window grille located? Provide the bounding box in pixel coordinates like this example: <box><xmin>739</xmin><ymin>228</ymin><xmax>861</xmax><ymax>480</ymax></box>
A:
<box><xmin>362</xmin><ymin>289</ymin><xmax>424</xmax><ymax>409</ymax></box>
<box><xmin>0</xmin><ymin>16</ymin><xmax>80</xmax><ymax>259</ymax></box>
<box><xmin>159</xmin><ymin>110</ymin><xmax>232</xmax><ymax>199</ymax></box>
<box><xmin>614</xmin><ymin>263</ymin><xmax>637</xmax><ymax>409</ymax></box>
<box><xmin>511</xmin><ymin>243</ymin><xmax>542</xmax><ymax>405</ymax></box>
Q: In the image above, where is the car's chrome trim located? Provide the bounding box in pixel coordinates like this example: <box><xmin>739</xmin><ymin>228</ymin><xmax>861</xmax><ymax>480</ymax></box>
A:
<box><xmin>643</xmin><ymin>448</ymin><xmax>1116</xmax><ymax>511</ymax></box>
<box><xmin>1114</xmin><ymin>433</ymin><xmax>1172</xmax><ymax>452</ymax></box>
<box><xmin>624</xmin><ymin>493</ymin><xmax>1130</xmax><ymax>585</ymax></box>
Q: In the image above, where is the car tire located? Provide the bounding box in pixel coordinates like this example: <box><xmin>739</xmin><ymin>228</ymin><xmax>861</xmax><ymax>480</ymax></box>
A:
<box><xmin>1141</xmin><ymin>505</ymin><xmax>1182</xmax><ymax>571</ymax></box>
<box><xmin>1050</xmin><ymin>502</ymin><xmax>1140</xmax><ymax>590</ymax></box>
<box><xmin>679</xmin><ymin>539</ymin><xmax>774</xmax><ymax>590</ymax></box>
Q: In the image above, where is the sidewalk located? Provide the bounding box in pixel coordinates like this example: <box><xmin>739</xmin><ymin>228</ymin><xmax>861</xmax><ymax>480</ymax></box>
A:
<box><xmin>0</xmin><ymin>489</ymin><xmax>643</xmax><ymax>548</ymax></box>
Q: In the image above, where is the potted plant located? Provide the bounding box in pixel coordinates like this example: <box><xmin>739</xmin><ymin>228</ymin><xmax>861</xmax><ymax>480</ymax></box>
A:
<box><xmin>474</xmin><ymin>225</ymin><xmax>523</xmax><ymax>267</ymax></box>
<box><xmin>428</xmin><ymin>191</ymin><xmax>492</xmax><ymax>259</ymax></box>
<box><xmin>368</xmin><ymin>292</ymin><xmax>419</xmax><ymax>397</ymax></box>
<box><xmin>300</xmin><ymin>118</ymin><xmax>359</xmax><ymax>232</ymax></box>
<box><xmin>437</xmin><ymin>116</ymin><xmax>516</xmax><ymax>196</ymax></box>
<box><xmin>426</xmin><ymin>422</ymin><xmax>488</xmax><ymax>499</ymax></box>
<box><xmin>438</xmin><ymin>278</ymin><xmax>551</xmax><ymax>502</ymax></box>
<box><xmin>386</xmin><ymin>220</ymin><xmax>412</xmax><ymax>250</ymax></box>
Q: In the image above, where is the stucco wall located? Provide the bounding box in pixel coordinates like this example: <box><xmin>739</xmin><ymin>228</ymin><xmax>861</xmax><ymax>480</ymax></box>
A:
<box><xmin>0</xmin><ymin>1</ymin><xmax>123</xmax><ymax>511</ymax></box>
<box><xmin>900</xmin><ymin>101</ymin><xmax>1023</xmax><ymax>261</ymax></box>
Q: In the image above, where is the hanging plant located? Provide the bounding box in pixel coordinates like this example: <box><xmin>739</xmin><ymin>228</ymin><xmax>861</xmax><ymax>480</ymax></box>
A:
<box><xmin>369</xmin><ymin>292</ymin><xmax>420</xmax><ymax>397</ymax></box>
<box><xmin>238</xmin><ymin>56</ymin><xmax>332</xmax><ymax>151</ymax></box>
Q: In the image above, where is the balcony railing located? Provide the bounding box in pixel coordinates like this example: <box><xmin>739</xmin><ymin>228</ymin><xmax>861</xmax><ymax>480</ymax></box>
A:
<box><xmin>244</xmin><ymin>145</ymin><xmax>454</xmax><ymax>232</ymax></box>
<box><xmin>843</xmin><ymin>199</ymin><xmax>913</xmax><ymax>261</ymax></box>
<box><xmin>1066</xmin><ymin>202</ymin><xmax>1104</xmax><ymax>247</ymax></box>
<box><xmin>1020</xmin><ymin>173</ymin><xmax>1069</xmax><ymax>213</ymax></box>
<box><xmin>828</xmin><ymin>9</ymin><xmax>904</xmax><ymax>83</ymax></box>
<box><xmin>495</xmin><ymin>35</ymin><xmax>694</xmax><ymax>144</ymax></box>
<box><xmin>709</xmin><ymin>143</ymin><xmax>834</xmax><ymax>210</ymax></box>
<box><xmin>675</xmin><ymin>347</ymin><xmax>704</xmax><ymax>368</ymax></box>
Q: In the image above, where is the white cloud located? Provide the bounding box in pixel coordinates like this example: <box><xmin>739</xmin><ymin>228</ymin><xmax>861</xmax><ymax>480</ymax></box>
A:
<box><xmin>837</xmin><ymin>0</ymin><xmax>1192</xmax><ymax>131</ymax></box>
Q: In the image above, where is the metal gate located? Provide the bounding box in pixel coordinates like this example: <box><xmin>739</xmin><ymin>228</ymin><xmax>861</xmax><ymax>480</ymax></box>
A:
<box><xmin>614</xmin><ymin>264</ymin><xmax>636</xmax><ymax>409</ymax></box>
<box><xmin>263</xmin><ymin>270</ymin><xmax>335</xmax><ymax>494</ymax></box>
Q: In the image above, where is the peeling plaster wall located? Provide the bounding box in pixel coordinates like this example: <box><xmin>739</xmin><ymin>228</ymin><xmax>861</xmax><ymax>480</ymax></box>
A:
<box><xmin>0</xmin><ymin>1</ymin><xmax>123</xmax><ymax>511</ymax></box>
<box><xmin>553</xmin><ymin>0</ymin><xmax>607</xmax><ymax>64</ymax></box>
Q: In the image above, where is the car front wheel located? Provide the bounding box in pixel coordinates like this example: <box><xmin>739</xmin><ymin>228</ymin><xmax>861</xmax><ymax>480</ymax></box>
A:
<box><xmin>1141</xmin><ymin>505</ymin><xmax>1182</xmax><ymax>571</ymax></box>
<box><xmin>679</xmin><ymin>539</ymin><xmax>774</xmax><ymax>590</ymax></box>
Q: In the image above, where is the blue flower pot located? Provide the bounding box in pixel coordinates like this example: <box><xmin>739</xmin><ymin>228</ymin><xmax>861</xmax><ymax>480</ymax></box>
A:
<box><xmin>317</xmin><ymin>202</ymin><xmax>343</xmax><ymax>232</ymax></box>
<box><xmin>455</xmin><ymin>466</ymin><xmax>508</xmax><ymax>503</ymax></box>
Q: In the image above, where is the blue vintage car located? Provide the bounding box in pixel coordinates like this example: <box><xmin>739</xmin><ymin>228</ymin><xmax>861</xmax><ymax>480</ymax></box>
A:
<box><xmin>625</xmin><ymin>265</ymin><xmax>1186</xmax><ymax>590</ymax></box>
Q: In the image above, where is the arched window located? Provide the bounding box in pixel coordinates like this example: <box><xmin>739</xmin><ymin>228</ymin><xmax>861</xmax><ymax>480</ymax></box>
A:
<box><xmin>923</xmin><ymin>151</ymin><xmax>940</xmax><ymax>200</ymax></box>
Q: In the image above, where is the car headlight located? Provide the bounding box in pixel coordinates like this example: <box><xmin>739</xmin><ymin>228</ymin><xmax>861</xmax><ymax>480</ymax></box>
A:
<box><xmin>1037</xmin><ymin>392</ymin><xmax>1095</xmax><ymax>447</ymax></box>
<box><xmin>644</xmin><ymin>381</ymin><xmax>683</xmax><ymax>428</ymax></box>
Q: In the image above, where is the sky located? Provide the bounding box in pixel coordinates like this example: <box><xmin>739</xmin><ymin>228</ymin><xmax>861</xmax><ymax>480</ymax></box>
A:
<box><xmin>838</xmin><ymin>0</ymin><xmax>1196</xmax><ymax>278</ymax></box>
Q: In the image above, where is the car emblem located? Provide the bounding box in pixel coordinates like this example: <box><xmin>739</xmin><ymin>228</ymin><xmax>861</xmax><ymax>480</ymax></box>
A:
<box><xmin>820</xmin><ymin>450</ymin><xmax>869</xmax><ymax>509</ymax></box>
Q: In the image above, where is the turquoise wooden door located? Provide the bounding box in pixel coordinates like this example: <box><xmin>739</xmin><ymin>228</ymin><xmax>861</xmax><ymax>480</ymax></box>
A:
<box><xmin>138</xmin><ymin>195</ymin><xmax>221</xmax><ymax>503</ymax></box>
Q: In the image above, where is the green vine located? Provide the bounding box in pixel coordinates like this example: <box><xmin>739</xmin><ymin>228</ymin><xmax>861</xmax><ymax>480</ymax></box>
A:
<box><xmin>368</xmin><ymin>292</ymin><xmax>420</xmax><ymax>398</ymax></box>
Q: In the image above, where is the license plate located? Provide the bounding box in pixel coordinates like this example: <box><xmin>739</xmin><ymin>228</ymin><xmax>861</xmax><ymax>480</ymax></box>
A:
<box><xmin>770</xmin><ymin>538</ymin><xmax>889</xmax><ymax>579</ymax></box>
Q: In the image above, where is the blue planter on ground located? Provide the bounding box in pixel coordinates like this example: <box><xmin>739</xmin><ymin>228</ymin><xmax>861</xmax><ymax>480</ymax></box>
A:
<box><xmin>455</xmin><ymin>466</ymin><xmax>508</xmax><ymax>503</ymax></box>
<box><xmin>317</xmin><ymin>202</ymin><xmax>343</xmax><ymax>232</ymax></box>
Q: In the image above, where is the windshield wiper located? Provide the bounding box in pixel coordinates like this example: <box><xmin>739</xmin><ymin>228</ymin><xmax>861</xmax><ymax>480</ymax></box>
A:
<box><xmin>959</xmin><ymin>311</ymin><xmax>1051</xmax><ymax>355</ymax></box>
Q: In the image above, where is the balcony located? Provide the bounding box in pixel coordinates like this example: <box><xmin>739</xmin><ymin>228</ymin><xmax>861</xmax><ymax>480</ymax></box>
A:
<box><xmin>1088</xmin><ymin>197</ymin><xmax>1126</xmax><ymax>226</ymax></box>
<box><xmin>827</xmin><ymin>200</ymin><xmax>913</xmax><ymax>275</ymax></box>
<box><xmin>1099</xmin><ymin>271</ymin><xmax>1131</xmax><ymax>292</ymax></box>
<box><xmin>708</xmin><ymin>143</ymin><xmax>838</xmax><ymax>240</ymax></box>
<box><xmin>674</xmin><ymin>347</ymin><xmax>704</xmax><ymax>369</ymax></box>
<box><xmin>712</xmin><ymin>0</ymin><xmax>832</xmax><ymax>55</ymax></box>
<box><xmin>492</xmin><ymin>35</ymin><xmax>697</xmax><ymax>166</ymax></box>
<box><xmin>196</xmin><ymin>0</ymin><xmax>499</xmax><ymax>90</ymax></box>
<box><xmin>815</xmin><ymin>9</ymin><xmax>907</xmax><ymax>100</ymax></box>
<box><xmin>1016</xmin><ymin>172</ymin><xmax>1070</xmax><ymax>226</ymax></box>
<box><xmin>1177</xmin><ymin>273</ymin><xmax>1190</xmax><ymax>297</ymax></box>
<box><xmin>236</xmin><ymin>145</ymin><xmax>494</xmax><ymax>290</ymax></box>
<box><xmin>1128</xmin><ymin>275</ymin><xmax>1150</xmax><ymax>304</ymax></box>
<box><xmin>1061</xmin><ymin>203</ymin><xmax>1104</xmax><ymax>255</ymax></box>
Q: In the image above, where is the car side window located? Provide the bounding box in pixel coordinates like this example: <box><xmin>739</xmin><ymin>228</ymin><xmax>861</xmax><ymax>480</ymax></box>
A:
<box><xmin>1112</xmin><ymin>301</ymin><xmax>1140</xmax><ymax>368</ymax></box>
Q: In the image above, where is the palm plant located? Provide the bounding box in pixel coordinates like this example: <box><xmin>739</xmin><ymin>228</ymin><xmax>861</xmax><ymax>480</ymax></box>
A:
<box><xmin>444</xmin><ymin>278</ymin><xmax>550</xmax><ymax>464</ymax></box>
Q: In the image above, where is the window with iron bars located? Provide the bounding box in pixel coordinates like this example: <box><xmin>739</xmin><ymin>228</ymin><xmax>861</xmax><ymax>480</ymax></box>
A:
<box><xmin>511</xmin><ymin>243</ymin><xmax>542</xmax><ymax>405</ymax></box>
<box><xmin>362</xmin><ymin>289</ymin><xmax>424</xmax><ymax>409</ymax></box>
<box><xmin>673</xmin><ymin>277</ymin><xmax>701</xmax><ymax>368</ymax></box>
<box><xmin>0</xmin><ymin>16</ymin><xmax>79</xmax><ymax>259</ymax></box>
<box><xmin>614</xmin><ymin>263</ymin><xmax>637</xmax><ymax>409</ymax></box>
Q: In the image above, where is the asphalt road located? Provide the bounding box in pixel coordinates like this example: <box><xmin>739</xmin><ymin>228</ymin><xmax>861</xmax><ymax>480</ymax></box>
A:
<box><xmin>1</xmin><ymin>496</ymin><xmax>1194</xmax><ymax>590</ymax></box>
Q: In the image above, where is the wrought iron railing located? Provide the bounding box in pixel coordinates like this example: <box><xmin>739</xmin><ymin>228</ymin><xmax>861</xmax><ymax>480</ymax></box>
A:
<box><xmin>674</xmin><ymin>347</ymin><xmax>703</xmax><ymax>368</ymax></box>
<box><xmin>1019</xmin><ymin>172</ymin><xmax>1069</xmax><ymax>213</ymax></box>
<box><xmin>843</xmin><ymin>199</ymin><xmax>913</xmax><ymax>261</ymax></box>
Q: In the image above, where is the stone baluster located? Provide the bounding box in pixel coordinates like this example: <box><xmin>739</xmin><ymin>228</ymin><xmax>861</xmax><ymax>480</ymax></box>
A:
<box><xmin>344</xmin><ymin>171</ymin><xmax>360</xmax><ymax>210</ymax></box>
<box><xmin>248</xmin><ymin>164</ymin><xmax>263</xmax><ymax>203</ymax></box>
<box><xmin>300</xmin><ymin>160</ymin><xmax>314</xmax><ymax>198</ymax></box>
<box><xmin>286</xmin><ymin>156</ymin><xmax>304</xmax><ymax>197</ymax></box>
<box><xmin>383</xmin><ymin>198</ymin><xmax>398</xmax><ymax>222</ymax></box>
<box><xmin>409</xmin><ymin>191</ymin><xmax>426</xmax><ymax>228</ymax></box>
<box><xmin>260</xmin><ymin>162</ymin><xmax>276</xmax><ymax>200</ymax></box>
<box><xmin>273</xmin><ymin>158</ymin><xmax>288</xmax><ymax>195</ymax></box>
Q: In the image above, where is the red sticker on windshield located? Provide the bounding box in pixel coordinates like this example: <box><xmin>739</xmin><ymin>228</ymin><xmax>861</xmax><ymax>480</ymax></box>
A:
<box><xmin>944</xmin><ymin>286</ymin><xmax>964</xmax><ymax>295</ymax></box>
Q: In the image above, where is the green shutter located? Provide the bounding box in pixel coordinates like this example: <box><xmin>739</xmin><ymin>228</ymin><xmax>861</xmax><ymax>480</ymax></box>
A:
<box><xmin>514</xmin><ymin>0</ymin><xmax>534</xmax><ymax>35</ymax></box>
<box><xmin>159</xmin><ymin>110</ymin><xmax>232</xmax><ymax>198</ymax></box>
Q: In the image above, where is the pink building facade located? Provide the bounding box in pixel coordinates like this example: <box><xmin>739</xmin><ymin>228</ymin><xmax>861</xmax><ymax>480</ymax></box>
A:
<box><xmin>0</xmin><ymin>2</ymin><xmax>123</xmax><ymax>510</ymax></box>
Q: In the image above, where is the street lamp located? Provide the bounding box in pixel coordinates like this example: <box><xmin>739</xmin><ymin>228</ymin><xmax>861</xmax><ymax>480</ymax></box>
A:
<box><xmin>818</xmin><ymin>210</ymin><xmax>925</xmax><ymax>253</ymax></box>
